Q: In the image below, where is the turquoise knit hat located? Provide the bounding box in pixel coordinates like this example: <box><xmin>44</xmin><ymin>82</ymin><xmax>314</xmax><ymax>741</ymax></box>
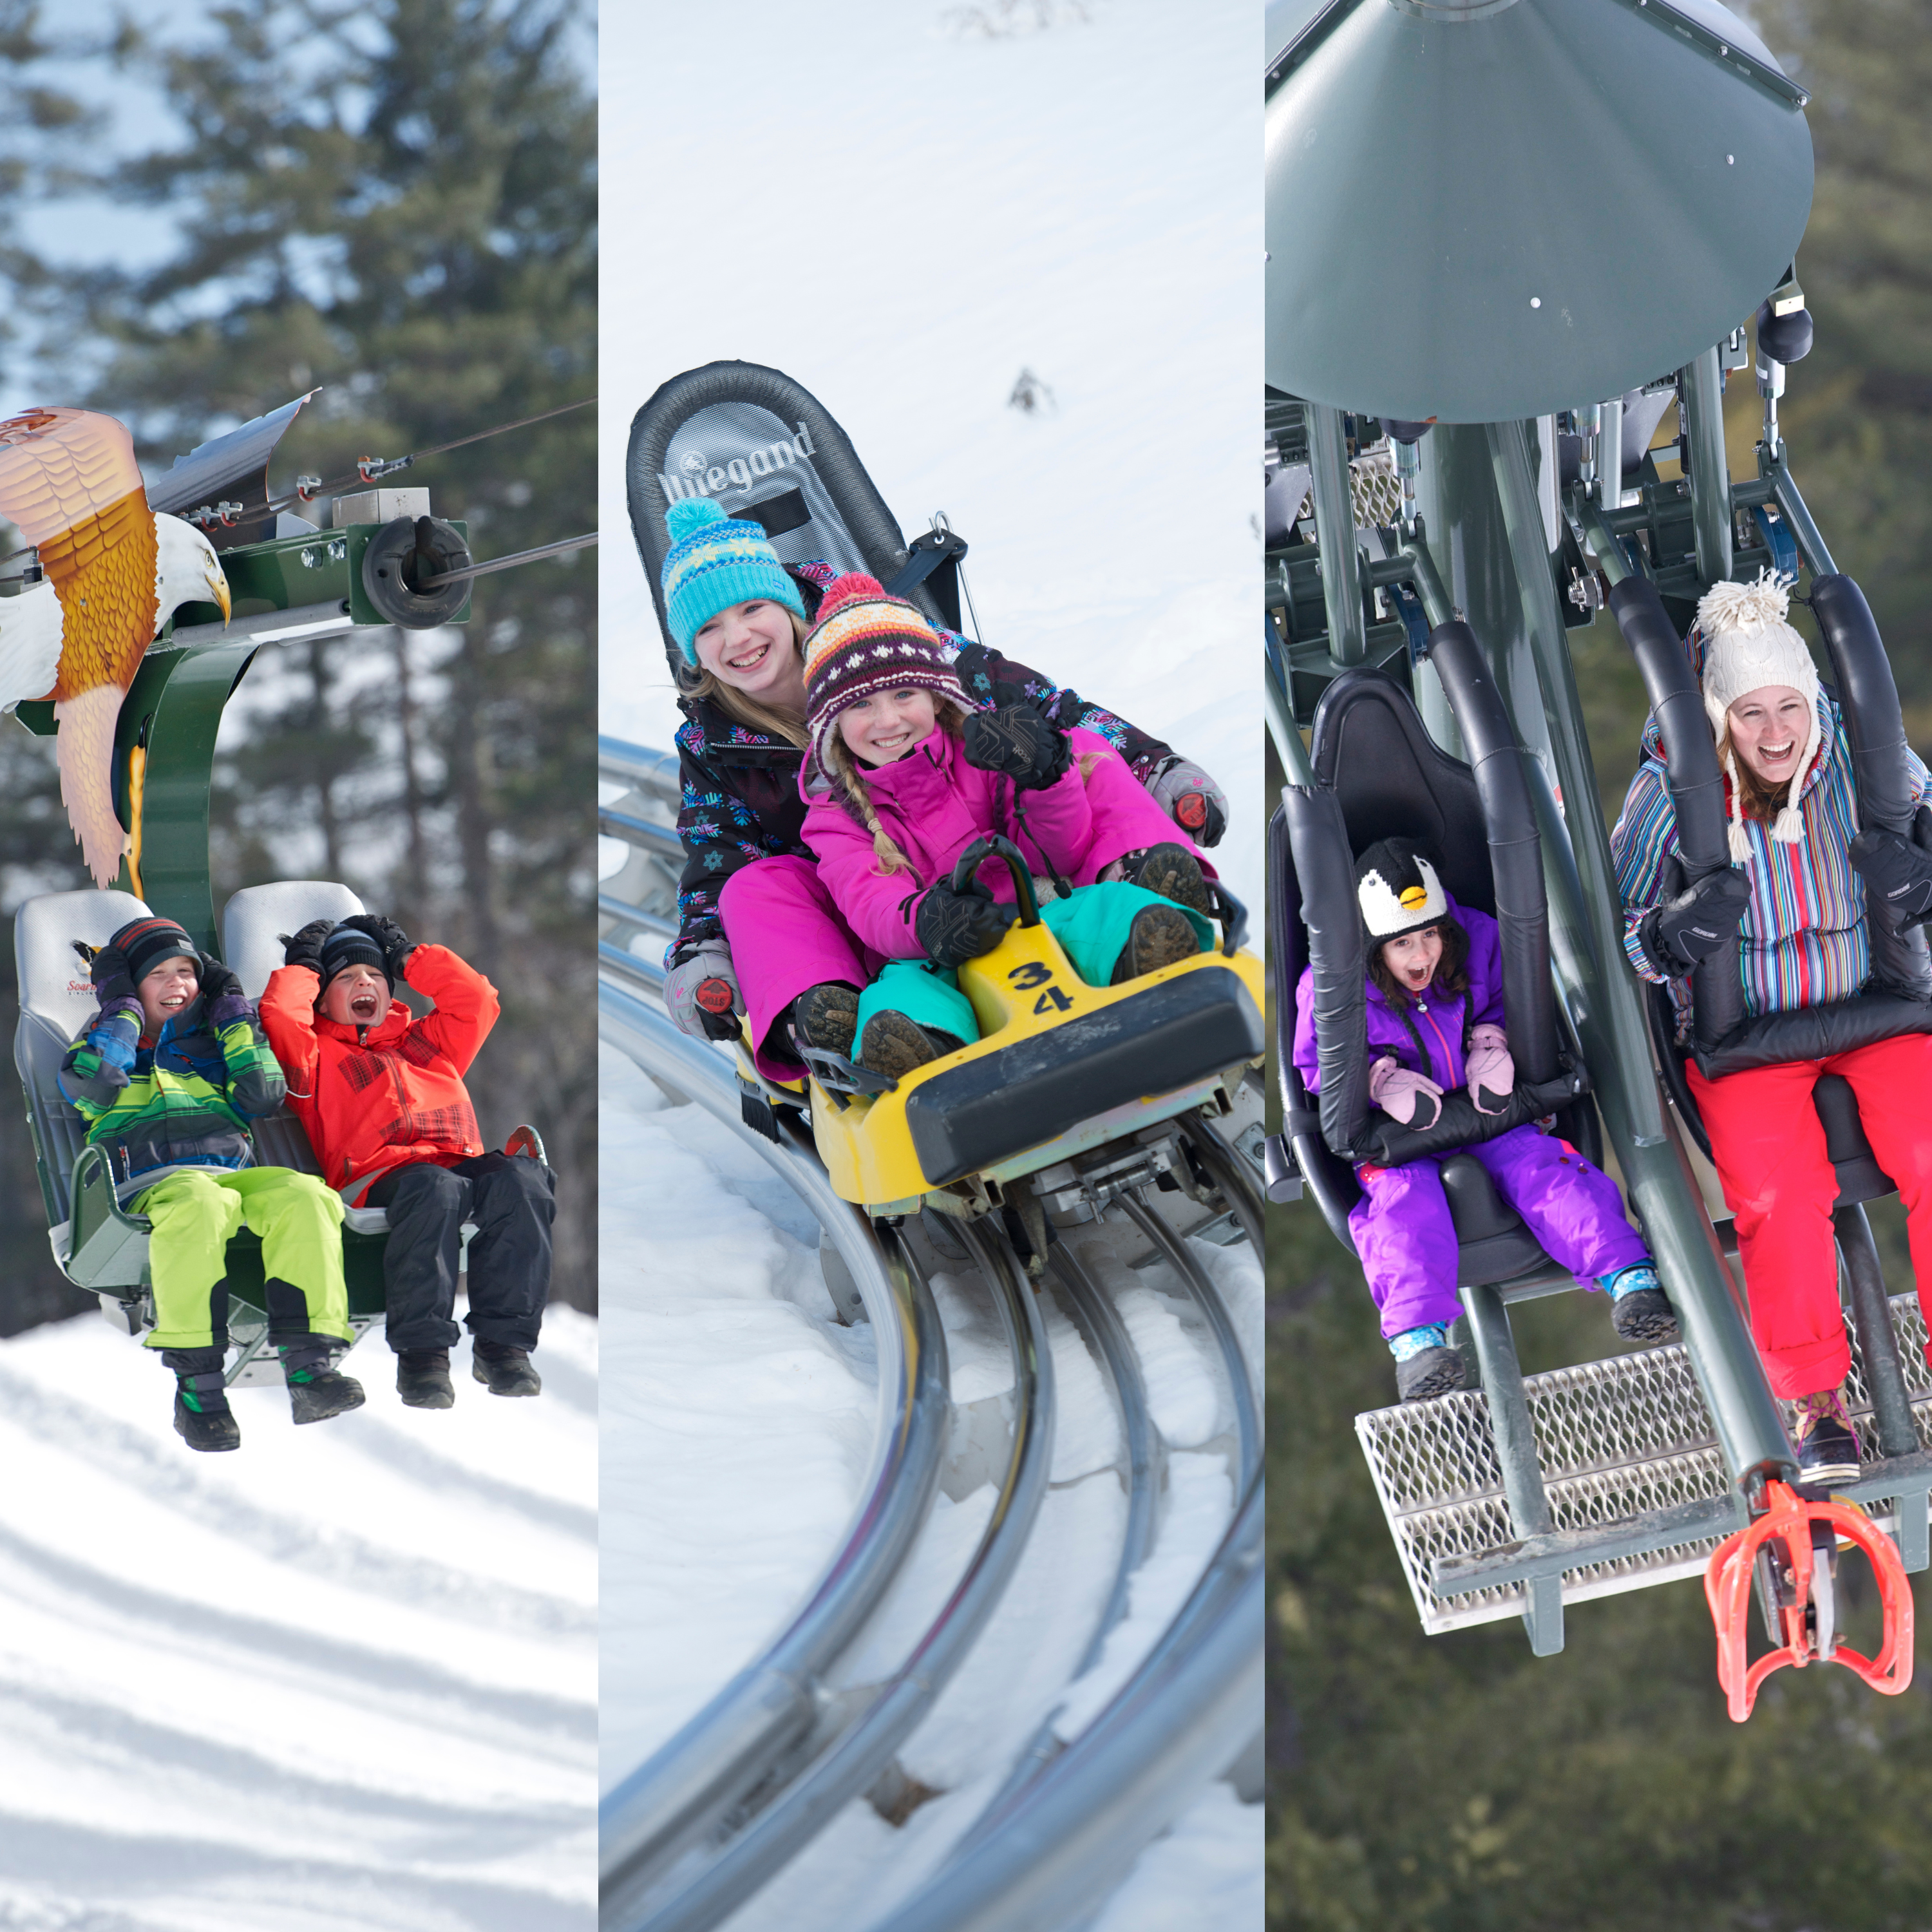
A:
<box><xmin>659</xmin><ymin>497</ymin><xmax>807</xmax><ymax>663</ymax></box>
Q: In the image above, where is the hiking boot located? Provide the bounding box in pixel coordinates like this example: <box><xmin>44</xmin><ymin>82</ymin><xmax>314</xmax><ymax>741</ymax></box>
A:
<box><xmin>791</xmin><ymin>981</ymin><xmax>861</xmax><ymax>1059</ymax></box>
<box><xmin>1119</xmin><ymin>842</ymin><xmax>1214</xmax><ymax>917</ymax></box>
<box><xmin>397</xmin><ymin>1348</ymin><xmax>455</xmax><ymax>1410</ymax></box>
<box><xmin>858</xmin><ymin>1011</ymin><xmax>965</xmax><ymax>1081</ymax></box>
<box><xmin>280</xmin><ymin>1344</ymin><xmax>366</xmax><ymax>1425</ymax></box>
<box><xmin>1110</xmin><ymin>904</ymin><xmax>1201</xmax><ymax>983</ymax></box>
<box><xmin>1603</xmin><ymin>1264</ymin><xmax>1680</xmax><ymax>1345</ymax></box>
<box><xmin>1794</xmin><ymin>1387</ymin><xmax>1862</xmax><ymax>1487</ymax></box>
<box><xmin>171</xmin><ymin>1363</ymin><xmax>240</xmax><ymax>1453</ymax></box>
<box><xmin>473</xmin><ymin>1341</ymin><xmax>542</xmax><ymax>1397</ymax></box>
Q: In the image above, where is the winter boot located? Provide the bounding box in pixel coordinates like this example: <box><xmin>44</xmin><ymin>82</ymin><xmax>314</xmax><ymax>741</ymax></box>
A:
<box><xmin>1602</xmin><ymin>1263</ymin><xmax>1680</xmax><ymax>1345</ymax></box>
<box><xmin>166</xmin><ymin>1347</ymin><xmax>240</xmax><ymax>1453</ymax></box>
<box><xmin>1110</xmin><ymin>904</ymin><xmax>1201</xmax><ymax>984</ymax></box>
<box><xmin>473</xmin><ymin>1340</ymin><xmax>542</xmax><ymax>1397</ymax></box>
<box><xmin>1117</xmin><ymin>842</ymin><xmax>1214</xmax><ymax>918</ymax></box>
<box><xmin>279</xmin><ymin>1340</ymin><xmax>366</xmax><ymax>1425</ymax></box>
<box><xmin>397</xmin><ymin>1348</ymin><xmax>456</xmax><ymax>1410</ymax></box>
<box><xmin>858</xmin><ymin>1010</ymin><xmax>965</xmax><ymax>1081</ymax></box>
<box><xmin>791</xmin><ymin>981</ymin><xmax>861</xmax><ymax>1059</ymax></box>
<box><xmin>1794</xmin><ymin>1386</ymin><xmax>1862</xmax><ymax>1488</ymax></box>
<box><xmin>1391</xmin><ymin>1323</ymin><xmax>1465</xmax><ymax>1403</ymax></box>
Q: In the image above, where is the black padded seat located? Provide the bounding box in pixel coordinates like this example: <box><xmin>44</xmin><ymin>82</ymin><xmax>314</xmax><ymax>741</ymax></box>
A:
<box><xmin>1440</xmin><ymin>1155</ymin><xmax>1550</xmax><ymax>1285</ymax></box>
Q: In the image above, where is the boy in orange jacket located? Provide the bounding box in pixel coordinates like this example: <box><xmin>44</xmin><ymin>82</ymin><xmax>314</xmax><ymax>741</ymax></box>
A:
<box><xmin>259</xmin><ymin>914</ymin><xmax>553</xmax><ymax>1407</ymax></box>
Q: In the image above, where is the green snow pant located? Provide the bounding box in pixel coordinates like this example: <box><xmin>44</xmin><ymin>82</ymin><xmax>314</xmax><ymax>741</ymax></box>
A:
<box><xmin>857</xmin><ymin>881</ymin><xmax>1215</xmax><ymax>1046</ymax></box>
<box><xmin>132</xmin><ymin>1166</ymin><xmax>352</xmax><ymax>1351</ymax></box>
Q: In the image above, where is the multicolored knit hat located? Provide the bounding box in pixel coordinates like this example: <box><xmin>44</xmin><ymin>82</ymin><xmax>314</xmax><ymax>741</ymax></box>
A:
<box><xmin>1694</xmin><ymin>570</ymin><xmax>1819</xmax><ymax>860</ymax></box>
<box><xmin>1355</xmin><ymin>838</ymin><xmax>1448</xmax><ymax>942</ymax></box>
<box><xmin>108</xmin><ymin>916</ymin><xmax>202</xmax><ymax>987</ymax></box>
<box><xmin>802</xmin><ymin>572</ymin><xmax>974</xmax><ymax>779</ymax></box>
<box><xmin>659</xmin><ymin>497</ymin><xmax>806</xmax><ymax>663</ymax></box>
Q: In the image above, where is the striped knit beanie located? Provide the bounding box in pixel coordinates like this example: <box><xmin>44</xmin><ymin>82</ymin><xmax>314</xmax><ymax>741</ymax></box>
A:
<box><xmin>318</xmin><ymin>922</ymin><xmax>393</xmax><ymax>996</ymax></box>
<box><xmin>802</xmin><ymin>572</ymin><xmax>974</xmax><ymax>779</ymax></box>
<box><xmin>1695</xmin><ymin>571</ymin><xmax>1819</xmax><ymax>860</ymax></box>
<box><xmin>659</xmin><ymin>497</ymin><xmax>806</xmax><ymax>663</ymax></box>
<box><xmin>109</xmin><ymin>915</ymin><xmax>202</xmax><ymax>987</ymax></box>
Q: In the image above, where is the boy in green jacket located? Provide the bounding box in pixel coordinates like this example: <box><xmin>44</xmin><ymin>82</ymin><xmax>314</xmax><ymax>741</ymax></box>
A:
<box><xmin>59</xmin><ymin>915</ymin><xmax>361</xmax><ymax>1452</ymax></box>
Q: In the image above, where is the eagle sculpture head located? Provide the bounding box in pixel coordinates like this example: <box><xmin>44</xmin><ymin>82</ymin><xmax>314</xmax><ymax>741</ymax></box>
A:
<box><xmin>155</xmin><ymin>513</ymin><xmax>232</xmax><ymax>627</ymax></box>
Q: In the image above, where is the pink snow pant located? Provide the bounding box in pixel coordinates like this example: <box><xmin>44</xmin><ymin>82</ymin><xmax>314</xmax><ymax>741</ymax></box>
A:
<box><xmin>719</xmin><ymin>856</ymin><xmax>884</xmax><ymax>1082</ymax></box>
<box><xmin>1349</xmin><ymin>1124</ymin><xmax>1649</xmax><ymax>1339</ymax></box>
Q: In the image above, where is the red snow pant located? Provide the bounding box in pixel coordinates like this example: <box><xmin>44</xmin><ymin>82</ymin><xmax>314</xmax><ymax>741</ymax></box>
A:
<box><xmin>1687</xmin><ymin>1032</ymin><xmax>1932</xmax><ymax>1398</ymax></box>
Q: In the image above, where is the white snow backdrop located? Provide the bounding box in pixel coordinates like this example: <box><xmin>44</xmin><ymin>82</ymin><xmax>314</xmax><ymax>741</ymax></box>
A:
<box><xmin>600</xmin><ymin>1</ymin><xmax>1261</xmax><ymax>1926</ymax></box>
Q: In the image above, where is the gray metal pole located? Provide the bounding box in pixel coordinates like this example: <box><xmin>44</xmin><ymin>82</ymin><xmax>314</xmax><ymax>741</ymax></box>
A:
<box><xmin>1681</xmin><ymin>348</ymin><xmax>1734</xmax><ymax>585</ymax></box>
<box><xmin>1486</xmin><ymin>419</ymin><xmax>1795</xmax><ymax>1496</ymax></box>
<box><xmin>1833</xmin><ymin>1204</ymin><xmax>1922</xmax><ymax>1463</ymax></box>
<box><xmin>1307</xmin><ymin>402</ymin><xmax>1367</xmax><ymax>665</ymax></box>
<box><xmin>1599</xmin><ymin>396</ymin><xmax>1624</xmax><ymax>510</ymax></box>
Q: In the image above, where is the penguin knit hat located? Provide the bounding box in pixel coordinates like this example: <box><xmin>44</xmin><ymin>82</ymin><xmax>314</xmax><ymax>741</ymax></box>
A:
<box><xmin>109</xmin><ymin>915</ymin><xmax>202</xmax><ymax>986</ymax></box>
<box><xmin>801</xmin><ymin>572</ymin><xmax>974</xmax><ymax>781</ymax></box>
<box><xmin>1355</xmin><ymin>838</ymin><xmax>1449</xmax><ymax>942</ymax></box>
<box><xmin>659</xmin><ymin>497</ymin><xmax>806</xmax><ymax>663</ymax></box>
<box><xmin>318</xmin><ymin>923</ymin><xmax>393</xmax><ymax>996</ymax></box>
<box><xmin>1696</xmin><ymin>570</ymin><xmax>1820</xmax><ymax>860</ymax></box>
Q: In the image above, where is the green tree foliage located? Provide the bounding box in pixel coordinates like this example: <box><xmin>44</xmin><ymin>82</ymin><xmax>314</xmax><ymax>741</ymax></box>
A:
<box><xmin>0</xmin><ymin>0</ymin><xmax>596</xmax><ymax>1325</ymax></box>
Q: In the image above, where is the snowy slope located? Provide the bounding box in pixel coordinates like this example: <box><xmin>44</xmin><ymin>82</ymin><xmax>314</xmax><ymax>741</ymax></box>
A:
<box><xmin>600</xmin><ymin>1</ymin><xmax>1260</xmax><ymax>1922</ymax></box>
<box><xmin>0</xmin><ymin>1309</ymin><xmax>596</xmax><ymax>1931</ymax></box>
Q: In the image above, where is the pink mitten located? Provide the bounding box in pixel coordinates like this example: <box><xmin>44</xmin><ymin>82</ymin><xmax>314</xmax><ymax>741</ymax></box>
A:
<box><xmin>1368</xmin><ymin>1054</ymin><xmax>1444</xmax><ymax>1128</ymax></box>
<box><xmin>1466</xmin><ymin>1023</ymin><xmax>1515</xmax><ymax>1115</ymax></box>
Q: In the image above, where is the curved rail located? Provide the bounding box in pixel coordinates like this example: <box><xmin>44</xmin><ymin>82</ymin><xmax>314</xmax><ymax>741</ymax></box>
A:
<box><xmin>596</xmin><ymin>987</ymin><xmax>952</xmax><ymax>1918</ymax></box>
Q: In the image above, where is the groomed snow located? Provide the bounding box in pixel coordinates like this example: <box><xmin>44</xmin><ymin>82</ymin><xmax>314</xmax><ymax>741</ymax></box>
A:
<box><xmin>0</xmin><ymin>1307</ymin><xmax>596</xmax><ymax>1931</ymax></box>
<box><xmin>601</xmin><ymin>1</ymin><xmax>1260</xmax><ymax>1918</ymax></box>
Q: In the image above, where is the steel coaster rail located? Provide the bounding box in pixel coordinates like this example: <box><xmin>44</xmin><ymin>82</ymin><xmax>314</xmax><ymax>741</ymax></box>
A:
<box><xmin>594</xmin><ymin>987</ymin><xmax>951</xmax><ymax>1917</ymax></box>
<box><xmin>623</xmin><ymin>1210</ymin><xmax>1056</xmax><ymax>1932</ymax></box>
<box><xmin>598</xmin><ymin>735</ymin><xmax>683</xmax><ymax>800</ymax></box>
<box><xmin>871</xmin><ymin>1124</ymin><xmax>1267</xmax><ymax>1932</ymax></box>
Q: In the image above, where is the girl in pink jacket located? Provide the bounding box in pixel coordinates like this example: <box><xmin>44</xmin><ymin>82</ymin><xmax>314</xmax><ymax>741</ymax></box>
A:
<box><xmin>792</xmin><ymin>573</ymin><xmax>1218</xmax><ymax>1077</ymax></box>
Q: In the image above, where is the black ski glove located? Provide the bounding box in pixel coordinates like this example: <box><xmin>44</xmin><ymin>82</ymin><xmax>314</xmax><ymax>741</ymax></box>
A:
<box><xmin>961</xmin><ymin>705</ymin><xmax>1073</xmax><ymax>791</ymax></box>
<box><xmin>1849</xmin><ymin>828</ymin><xmax>1932</xmax><ymax>928</ymax></box>
<box><xmin>339</xmin><ymin>911</ymin><xmax>415</xmax><ymax>980</ymax></box>
<box><xmin>280</xmin><ymin>918</ymin><xmax>334</xmax><ymax>973</ymax></box>
<box><xmin>87</xmin><ymin>941</ymin><xmax>139</xmax><ymax>1013</ymax></box>
<box><xmin>915</xmin><ymin>882</ymin><xmax>1012</xmax><ymax>967</ymax></box>
<box><xmin>197</xmin><ymin>958</ymin><xmax>251</xmax><ymax>1030</ymax></box>
<box><xmin>1639</xmin><ymin>866</ymin><xmax>1751</xmax><ymax>977</ymax></box>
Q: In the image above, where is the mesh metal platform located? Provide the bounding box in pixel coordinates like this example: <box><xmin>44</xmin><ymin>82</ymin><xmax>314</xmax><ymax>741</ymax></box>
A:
<box><xmin>1357</xmin><ymin>1291</ymin><xmax>1932</xmax><ymax>1634</ymax></box>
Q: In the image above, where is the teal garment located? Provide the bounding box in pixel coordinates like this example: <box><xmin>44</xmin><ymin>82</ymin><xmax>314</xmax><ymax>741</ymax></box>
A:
<box><xmin>859</xmin><ymin>882</ymin><xmax>1213</xmax><ymax>1045</ymax></box>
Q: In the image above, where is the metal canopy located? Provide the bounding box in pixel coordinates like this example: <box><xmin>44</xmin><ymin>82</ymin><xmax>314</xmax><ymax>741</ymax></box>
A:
<box><xmin>1265</xmin><ymin>0</ymin><xmax>1814</xmax><ymax>421</ymax></box>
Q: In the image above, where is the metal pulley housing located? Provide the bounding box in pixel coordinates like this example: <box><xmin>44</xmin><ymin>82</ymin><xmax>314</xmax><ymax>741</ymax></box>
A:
<box><xmin>360</xmin><ymin>515</ymin><xmax>473</xmax><ymax>628</ymax></box>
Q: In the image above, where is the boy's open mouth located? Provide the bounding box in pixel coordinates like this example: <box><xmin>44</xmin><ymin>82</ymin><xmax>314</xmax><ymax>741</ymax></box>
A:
<box><xmin>158</xmin><ymin>990</ymin><xmax>189</xmax><ymax>1010</ymax></box>
<box><xmin>350</xmin><ymin>990</ymin><xmax>382</xmax><ymax>1019</ymax></box>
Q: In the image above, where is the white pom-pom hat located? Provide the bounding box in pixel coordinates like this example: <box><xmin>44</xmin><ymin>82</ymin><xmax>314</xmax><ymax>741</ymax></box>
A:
<box><xmin>1696</xmin><ymin>569</ymin><xmax>1820</xmax><ymax>862</ymax></box>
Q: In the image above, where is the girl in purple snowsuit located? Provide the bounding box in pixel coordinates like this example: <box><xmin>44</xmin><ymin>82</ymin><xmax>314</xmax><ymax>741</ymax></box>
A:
<box><xmin>1293</xmin><ymin>837</ymin><xmax>1669</xmax><ymax>1403</ymax></box>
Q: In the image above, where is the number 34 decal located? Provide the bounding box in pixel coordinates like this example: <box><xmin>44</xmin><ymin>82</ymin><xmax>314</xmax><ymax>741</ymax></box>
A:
<box><xmin>1008</xmin><ymin>960</ymin><xmax>1074</xmax><ymax>1014</ymax></box>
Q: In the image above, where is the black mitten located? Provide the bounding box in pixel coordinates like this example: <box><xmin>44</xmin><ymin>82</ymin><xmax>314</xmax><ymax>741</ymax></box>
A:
<box><xmin>961</xmin><ymin>705</ymin><xmax>1072</xmax><ymax>791</ymax></box>
<box><xmin>1639</xmin><ymin>867</ymin><xmax>1751</xmax><ymax>976</ymax></box>
<box><xmin>914</xmin><ymin>884</ymin><xmax>1012</xmax><ymax>967</ymax></box>
<box><xmin>281</xmin><ymin>918</ymin><xmax>335</xmax><ymax>972</ymax></box>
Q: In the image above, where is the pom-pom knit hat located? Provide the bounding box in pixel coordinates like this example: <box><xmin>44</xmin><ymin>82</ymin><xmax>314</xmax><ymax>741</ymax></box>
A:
<box><xmin>659</xmin><ymin>497</ymin><xmax>806</xmax><ymax>663</ymax></box>
<box><xmin>1695</xmin><ymin>569</ymin><xmax>1820</xmax><ymax>861</ymax></box>
<box><xmin>802</xmin><ymin>572</ymin><xmax>975</xmax><ymax>781</ymax></box>
<box><xmin>318</xmin><ymin>923</ymin><xmax>393</xmax><ymax>996</ymax></box>
<box><xmin>1355</xmin><ymin>838</ymin><xmax>1449</xmax><ymax>942</ymax></box>
<box><xmin>109</xmin><ymin>916</ymin><xmax>202</xmax><ymax>987</ymax></box>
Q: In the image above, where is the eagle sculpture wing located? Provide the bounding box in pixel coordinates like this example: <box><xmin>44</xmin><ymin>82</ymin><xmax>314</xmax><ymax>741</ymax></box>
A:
<box><xmin>0</xmin><ymin>408</ymin><xmax>160</xmax><ymax>886</ymax></box>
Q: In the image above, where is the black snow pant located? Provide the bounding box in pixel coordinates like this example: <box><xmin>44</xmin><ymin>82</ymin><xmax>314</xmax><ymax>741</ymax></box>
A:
<box><xmin>364</xmin><ymin>1151</ymin><xmax>554</xmax><ymax>1354</ymax></box>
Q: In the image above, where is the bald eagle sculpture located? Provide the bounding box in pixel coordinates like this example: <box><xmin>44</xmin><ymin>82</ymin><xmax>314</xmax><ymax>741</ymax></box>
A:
<box><xmin>0</xmin><ymin>407</ymin><xmax>231</xmax><ymax>887</ymax></box>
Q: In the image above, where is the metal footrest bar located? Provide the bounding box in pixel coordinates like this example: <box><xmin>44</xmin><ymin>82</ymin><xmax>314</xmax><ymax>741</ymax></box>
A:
<box><xmin>1358</xmin><ymin>1289</ymin><xmax>1932</xmax><ymax>1635</ymax></box>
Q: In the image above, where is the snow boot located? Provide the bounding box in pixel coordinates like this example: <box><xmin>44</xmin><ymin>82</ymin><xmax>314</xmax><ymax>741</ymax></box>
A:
<box><xmin>1391</xmin><ymin>1323</ymin><xmax>1464</xmax><ymax>1403</ymax></box>
<box><xmin>279</xmin><ymin>1340</ymin><xmax>366</xmax><ymax>1425</ymax></box>
<box><xmin>1602</xmin><ymin>1263</ymin><xmax>1680</xmax><ymax>1345</ymax></box>
<box><xmin>166</xmin><ymin>1348</ymin><xmax>240</xmax><ymax>1453</ymax></box>
<box><xmin>1117</xmin><ymin>842</ymin><xmax>1214</xmax><ymax>918</ymax></box>
<box><xmin>791</xmin><ymin>981</ymin><xmax>861</xmax><ymax>1059</ymax></box>
<box><xmin>858</xmin><ymin>1010</ymin><xmax>964</xmax><ymax>1082</ymax></box>
<box><xmin>1794</xmin><ymin>1387</ymin><xmax>1862</xmax><ymax>1488</ymax></box>
<box><xmin>473</xmin><ymin>1340</ymin><xmax>542</xmax><ymax>1397</ymax></box>
<box><xmin>1110</xmin><ymin>904</ymin><xmax>1201</xmax><ymax>983</ymax></box>
<box><xmin>397</xmin><ymin>1348</ymin><xmax>456</xmax><ymax>1410</ymax></box>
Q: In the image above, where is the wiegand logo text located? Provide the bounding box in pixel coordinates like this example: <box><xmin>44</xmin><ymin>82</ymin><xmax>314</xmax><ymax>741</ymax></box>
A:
<box><xmin>660</xmin><ymin>422</ymin><xmax>818</xmax><ymax>502</ymax></box>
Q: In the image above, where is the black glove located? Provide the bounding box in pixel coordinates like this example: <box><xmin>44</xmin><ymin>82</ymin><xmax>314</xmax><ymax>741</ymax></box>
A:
<box><xmin>915</xmin><ymin>882</ymin><xmax>1012</xmax><ymax>967</ymax></box>
<box><xmin>281</xmin><ymin>918</ymin><xmax>334</xmax><ymax>972</ymax></box>
<box><xmin>1849</xmin><ymin>828</ymin><xmax>1932</xmax><ymax>928</ymax></box>
<box><xmin>340</xmin><ymin>911</ymin><xmax>414</xmax><ymax>979</ymax></box>
<box><xmin>198</xmin><ymin>958</ymin><xmax>251</xmax><ymax>1029</ymax></box>
<box><xmin>961</xmin><ymin>705</ymin><xmax>1072</xmax><ymax>791</ymax></box>
<box><xmin>88</xmin><ymin>942</ymin><xmax>139</xmax><ymax>1012</ymax></box>
<box><xmin>1639</xmin><ymin>867</ymin><xmax>1751</xmax><ymax>976</ymax></box>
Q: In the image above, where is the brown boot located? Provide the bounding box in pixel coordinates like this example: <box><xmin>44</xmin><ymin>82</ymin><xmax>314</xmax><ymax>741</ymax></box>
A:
<box><xmin>858</xmin><ymin>1012</ymin><xmax>965</xmax><ymax>1080</ymax></box>
<box><xmin>1110</xmin><ymin>904</ymin><xmax>1201</xmax><ymax>983</ymax></box>
<box><xmin>1119</xmin><ymin>842</ymin><xmax>1213</xmax><ymax>916</ymax></box>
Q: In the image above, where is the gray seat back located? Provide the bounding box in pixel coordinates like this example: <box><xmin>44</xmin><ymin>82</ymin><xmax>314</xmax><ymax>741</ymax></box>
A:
<box><xmin>13</xmin><ymin>889</ymin><xmax>153</xmax><ymax>1226</ymax></box>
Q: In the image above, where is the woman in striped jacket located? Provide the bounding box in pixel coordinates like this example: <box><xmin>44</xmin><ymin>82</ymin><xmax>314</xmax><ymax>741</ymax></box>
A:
<box><xmin>1611</xmin><ymin>574</ymin><xmax>1932</xmax><ymax>1484</ymax></box>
